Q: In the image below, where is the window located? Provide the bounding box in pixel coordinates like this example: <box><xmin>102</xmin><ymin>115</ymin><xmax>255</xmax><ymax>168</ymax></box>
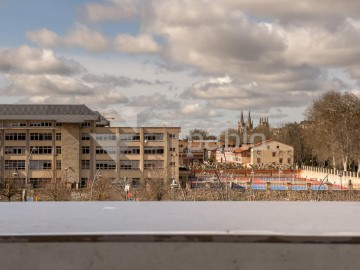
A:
<box><xmin>56</xmin><ymin>160</ymin><xmax>61</xmax><ymax>170</ymax></box>
<box><xmin>169</xmin><ymin>161</ymin><xmax>176</xmax><ymax>166</ymax></box>
<box><xmin>81</xmin><ymin>160</ymin><xmax>90</xmax><ymax>170</ymax></box>
<box><xmin>96</xmin><ymin>147</ymin><xmax>116</xmax><ymax>155</ymax></box>
<box><xmin>56</xmin><ymin>123</ymin><xmax>62</xmax><ymax>127</ymax></box>
<box><xmin>29</xmin><ymin>160</ymin><xmax>52</xmax><ymax>170</ymax></box>
<box><xmin>96</xmin><ymin>134</ymin><xmax>116</xmax><ymax>141</ymax></box>
<box><xmin>120</xmin><ymin>160</ymin><xmax>140</xmax><ymax>170</ymax></box>
<box><xmin>277</xmin><ymin>145</ymin><xmax>280</xmax><ymax>149</ymax></box>
<box><xmin>56</xmin><ymin>133</ymin><xmax>61</xmax><ymax>141</ymax></box>
<box><xmin>267</xmin><ymin>146</ymin><xmax>270</xmax><ymax>149</ymax></box>
<box><xmin>5</xmin><ymin>146</ymin><xmax>25</xmax><ymax>155</ymax></box>
<box><xmin>256</xmin><ymin>150</ymin><xmax>261</xmax><ymax>155</ymax></box>
<box><xmin>5</xmin><ymin>133</ymin><xmax>26</xmax><ymax>140</ymax></box>
<box><xmin>288</xmin><ymin>158</ymin><xmax>292</xmax><ymax>164</ymax></box>
<box><xmin>81</xmin><ymin>122</ymin><xmax>91</xmax><ymax>127</ymax></box>
<box><xmin>144</xmin><ymin>133</ymin><xmax>164</xmax><ymax>141</ymax></box>
<box><xmin>96</xmin><ymin>160</ymin><xmax>116</xmax><ymax>170</ymax></box>
<box><xmin>80</xmin><ymin>178</ymin><xmax>88</xmax><ymax>188</ymax></box>
<box><xmin>272</xmin><ymin>152</ymin><xmax>276</xmax><ymax>157</ymax></box>
<box><xmin>31</xmin><ymin>146</ymin><xmax>52</xmax><ymax>154</ymax></box>
<box><xmin>81</xmin><ymin>133</ymin><xmax>91</xmax><ymax>140</ymax></box>
<box><xmin>169</xmin><ymin>147</ymin><xmax>176</xmax><ymax>152</ymax></box>
<box><xmin>30</xmin><ymin>178</ymin><xmax>50</xmax><ymax>189</ymax></box>
<box><xmin>144</xmin><ymin>160</ymin><xmax>164</xmax><ymax>169</ymax></box>
<box><xmin>120</xmin><ymin>133</ymin><xmax>140</xmax><ymax>141</ymax></box>
<box><xmin>5</xmin><ymin>122</ymin><xmax>26</xmax><ymax>127</ymax></box>
<box><xmin>279</xmin><ymin>158</ymin><xmax>283</xmax><ymax>164</ymax></box>
<box><xmin>56</xmin><ymin>146</ymin><xmax>61</xmax><ymax>155</ymax></box>
<box><xmin>82</xmin><ymin>146</ymin><xmax>90</xmax><ymax>154</ymax></box>
<box><xmin>131</xmin><ymin>178</ymin><xmax>141</xmax><ymax>188</ymax></box>
<box><xmin>169</xmin><ymin>134</ymin><xmax>176</xmax><ymax>139</ymax></box>
<box><xmin>257</xmin><ymin>158</ymin><xmax>261</xmax><ymax>163</ymax></box>
<box><xmin>120</xmin><ymin>147</ymin><xmax>140</xmax><ymax>155</ymax></box>
<box><xmin>144</xmin><ymin>146</ymin><xmax>164</xmax><ymax>155</ymax></box>
<box><xmin>30</xmin><ymin>133</ymin><xmax>52</xmax><ymax>141</ymax></box>
<box><xmin>30</xmin><ymin>122</ymin><xmax>52</xmax><ymax>127</ymax></box>
<box><xmin>5</xmin><ymin>160</ymin><xmax>25</xmax><ymax>170</ymax></box>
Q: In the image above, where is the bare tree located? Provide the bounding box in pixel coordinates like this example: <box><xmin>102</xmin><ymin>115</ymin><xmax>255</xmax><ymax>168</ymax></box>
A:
<box><xmin>274</xmin><ymin>122</ymin><xmax>312</xmax><ymax>166</ymax></box>
<box><xmin>38</xmin><ymin>178</ymin><xmax>72</xmax><ymax>201</ymax></box>
<box><xmin>305</xmin><ymin>91</ymin><xmax>360</xmax><ymax>171</ymax></box>
<box><xmin>0</xmin><ymin>177</ymin><xmax>20</xmax><ymax>202</ymax></box>
<box><xmin>90</xmin><ymin>177</ymin><xmax>123</xmax><ymax>201</ymax></box>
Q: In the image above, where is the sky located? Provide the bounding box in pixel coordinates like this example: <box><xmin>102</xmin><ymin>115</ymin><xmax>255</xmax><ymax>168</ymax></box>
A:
<box><xmin>0</xmin><ymin>0</ymin><xmax>359</xmax><ymax>137</ymax></box>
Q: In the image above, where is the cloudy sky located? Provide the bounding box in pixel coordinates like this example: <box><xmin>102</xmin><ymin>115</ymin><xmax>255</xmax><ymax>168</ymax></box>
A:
<box><xmin>0</xmin><ymin>0</ymin><xmax>359</xmax><ymax>136</ymax></box>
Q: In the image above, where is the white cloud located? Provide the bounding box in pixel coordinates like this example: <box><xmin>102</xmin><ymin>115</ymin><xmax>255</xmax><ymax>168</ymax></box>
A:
<box><xmin>84</xmin><ymin>0</ymin><xmax>139</xmax><ymax>22</ymax></box>
<box><xmin>181</xmin><ymin>76</ymin><xmax>348</xmax><ymax>110</ymax></box>
<box><xmin>20</xmin><ymin>92</ymin><xmax>128</xmax><ymax>105</ymax></box>
<box><xmin>27</xmin><ymin>24</ymin><xmax>110</xmax><ymax>52</ymax></box>
<box><xmin>0</xmin><ymin>46</ymin><xmax>84</xmax><ymax>75</ymax></box>
<box><xmin>128</xmin><ymin>93</ymin><xmax>179</xmax><ymax>109</ymax></box>
<box><xmin>114</xmin><ymin>34</ymin><xmax>160</xmax><ymax>53</ymax></box>
<box><xmin>2</xmin><ymin>74</ymin><xmax>129</xmax><ymax>105</ymax></box>
<box><xmin>26</xmin><ymin>28</ymin><xmax>60</xmax><ymax>48</ymax></box>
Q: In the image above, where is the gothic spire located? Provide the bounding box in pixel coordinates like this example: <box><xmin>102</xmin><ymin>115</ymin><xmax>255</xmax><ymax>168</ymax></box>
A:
<box><xmin>240</xmin><ymin>110</ymin><xmax>244</xmax><ymax>125</ymax></box>
<box><xmin>247</xmin><ymin>111</ymin><xmax>251</xmax><ymax>125</ymax></box>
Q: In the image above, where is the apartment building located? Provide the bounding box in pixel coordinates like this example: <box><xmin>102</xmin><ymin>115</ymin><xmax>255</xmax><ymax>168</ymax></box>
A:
<box><xmin>216</xmin><ymin>139</ymin><xmax>294</xmax><ymax>168</ymax></box>
<box><xmin>0</xmin><ymin>105</ymin><xmax>180</xmax><ymax>189</ymax></box>
<box><xmin>179</xmin><ymin>140</ymin><xmax>220</xmax><ymax>166</ymax></box>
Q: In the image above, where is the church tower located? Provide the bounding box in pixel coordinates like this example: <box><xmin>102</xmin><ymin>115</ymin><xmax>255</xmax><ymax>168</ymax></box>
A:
<box><xmin>258</xmin><ymin>116</ymin><xmax>270</xmax><ymax>128</ymax></box>
<box><xmin>246</xmin><ymin>111</ymin><xmax>253</xmax><ymax>130</ymax></box>
<box><xmin>237</xmin><ymin>111</ymin><xmax>245</xmax><ymax>134</ymax></box>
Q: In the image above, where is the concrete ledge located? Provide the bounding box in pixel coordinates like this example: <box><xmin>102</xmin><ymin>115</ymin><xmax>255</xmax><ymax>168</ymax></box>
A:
<box><xmin>1</xmin><ymin>202</ymin><xmax>360</xmax><ymax>269</ymax></box>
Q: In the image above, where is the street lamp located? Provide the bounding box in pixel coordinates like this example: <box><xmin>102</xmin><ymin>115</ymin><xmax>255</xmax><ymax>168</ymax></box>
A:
<box><xmin>124</xmin><ymin>177</ymin><xmax>130</xmax><ymax>201</ymax></box>
<box><xmin>250</xmin><ymin>169</ymin><xmax>255</xmax><ymax>202</ymax></box>
<box><xmin>170</xmin><ymin>179</ymin><xmax>186</xmax><ymax>201</ymax></box>
<box><xmin>12</xmin><ymin>169</ymin><xmax>21</xmax><ymax>201</ymax></box>
<box><xmin>64</xmin><ymin>167</ymin><xmax>68</xmax><ymax>184</ymax></box>
<box><xmin>315</xmin><ymin>174</ymin><xmax>332</xmax><ymax>201</ymax></box>
<box><xmin>338</xmin><ymin>171</ymin><xmax>343</xmax><ymax>191</ymax></box>
<box><xmin>24</xmin><ymin>146</ymin><xmax>37</xmax><ymax>201</ymax></box>
<box><xmin>90</xmin><ymin>169</ymin><xmax>102</xmax><ymax>201</ymax></box>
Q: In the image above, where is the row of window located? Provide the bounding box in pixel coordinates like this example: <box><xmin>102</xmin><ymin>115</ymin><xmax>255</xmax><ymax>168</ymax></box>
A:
<box><xmin>3</xmin><ymin>133</ymin><xmax>61</xmax><ymax>141</ymax></box>
<box><xmin>81</xmin><ymin>133</ymin><xmax>176</xmax><ymax>141</ymax></box>
<box><xmin>256</xmin><ymin>158</ymin><xmax>292</xmax><ymax>164</ymax></box>
<box><xmin>4</xmin><ymin>146</ymin><xmax>61</xmax><ymax>155</ymax></box>
<box><xmin>2</xmin><ymin>146</ymin><xmax>175</xmax><ymax>155</ymax></box>
<box><xmin>4</xmin><ymin>122</ymin><xmax>54</xmax><ymax>127</ymax></box>
<box><xmin>0</xmin><ymin>132</ymin><xmax>176</xmax><ymax>141</ymax></box>
<box><xmin>80</xmin><ymin>160</ymin><xmax>173</xmax><ymax>170</ymax></box>
<box><xmin>255</xmin><ymin>150</ymin><xmax>293</xmax><ymax>156</ymax></box>
<box><xmin>4</xmin><ymin>160</ymin><xmax>52</xmax><ymax>170</ymax></box>
<box><xmin>82</xmin><ymin>146</ymin><xmax>175</xmax><ymax>155</ymax></box>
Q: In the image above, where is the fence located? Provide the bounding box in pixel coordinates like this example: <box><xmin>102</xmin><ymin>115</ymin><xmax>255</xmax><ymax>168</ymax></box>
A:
<box><xmin>300</xmin><ymin>166</ymin><xmax>360</xmax><ymax>187</ymax></box>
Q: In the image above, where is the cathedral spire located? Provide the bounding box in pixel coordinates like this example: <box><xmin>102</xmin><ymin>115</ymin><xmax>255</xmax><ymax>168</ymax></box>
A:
<box><xmin>240</xmin><ymin>110</ymin><xmax>244</xmax><ymax>125</ymax></box>
<box><xmin>246</xmin><ymin>111</ymin><xmax>253</xmax><ymax>130</ymax></box>
<box><xmin>247</xmin><ymin>111</ymin><xmax>251</xmax><ymax>125</ymax></box>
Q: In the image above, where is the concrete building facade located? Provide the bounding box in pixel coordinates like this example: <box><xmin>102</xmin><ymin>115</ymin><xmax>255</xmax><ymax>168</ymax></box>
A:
<box><xmin>215</xmin><ymin>139</ymin><xmax>294</xmax><ymax>168</ymax></box>
<box><xmin>0</xmin><ymin>105</ymin><xmax>180</xmax><ymax>188</ymax></box>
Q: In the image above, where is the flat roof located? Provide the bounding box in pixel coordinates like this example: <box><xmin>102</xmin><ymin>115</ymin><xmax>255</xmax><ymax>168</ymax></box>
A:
<box><xmin>1</xmin><ymin>202</ymin><xmax>360</xmax><ymax>243</ymax></box>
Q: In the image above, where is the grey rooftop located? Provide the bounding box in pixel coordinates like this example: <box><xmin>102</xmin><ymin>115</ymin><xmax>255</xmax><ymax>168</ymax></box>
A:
<box><xmin>0</xmin><ymin>104</ymin><xmax>100</xmax><ymax>123</ymax></box>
